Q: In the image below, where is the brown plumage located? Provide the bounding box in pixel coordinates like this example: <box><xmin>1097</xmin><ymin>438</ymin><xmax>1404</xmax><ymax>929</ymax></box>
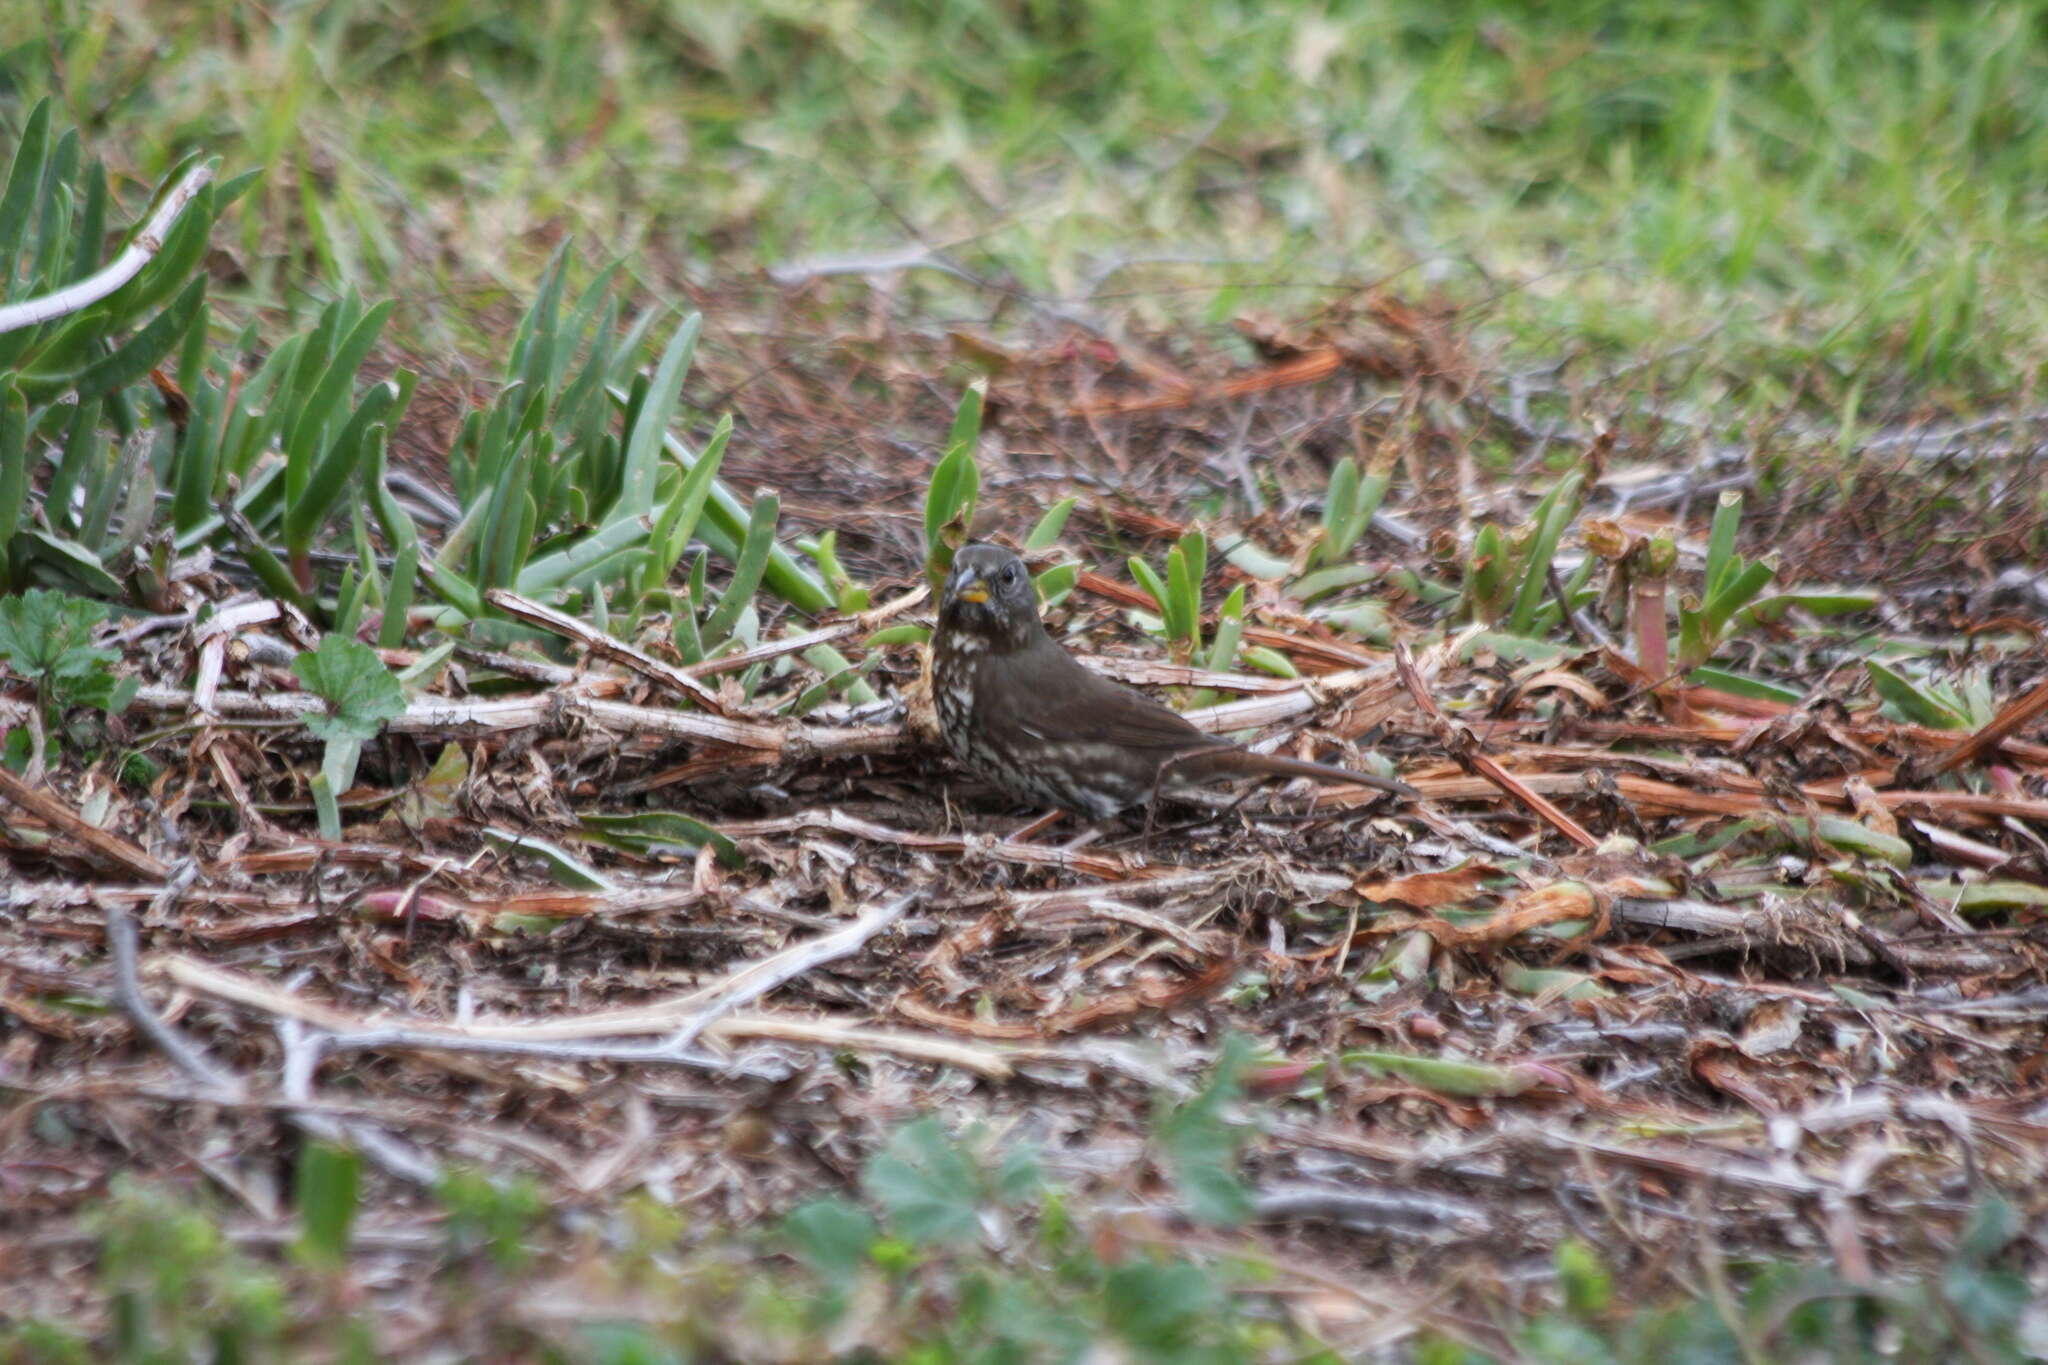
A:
<box><xmin>930</xmin><ymin>543</ymin><xmax>1418</xmax><ymax>821</ymax></box>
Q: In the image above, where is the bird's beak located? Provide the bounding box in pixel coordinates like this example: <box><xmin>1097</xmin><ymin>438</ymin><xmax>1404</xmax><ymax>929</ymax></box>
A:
<box><xmin>951</xmin><ymin>569</ymin><xmax>989</xmax><ymax>604</ymax></box>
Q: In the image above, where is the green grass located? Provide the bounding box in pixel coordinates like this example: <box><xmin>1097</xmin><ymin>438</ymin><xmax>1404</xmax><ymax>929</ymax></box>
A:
<box><xmin>8</xmin><ymin>0</ymin><xmax>2045</xmax><ymax>415</ymax></box>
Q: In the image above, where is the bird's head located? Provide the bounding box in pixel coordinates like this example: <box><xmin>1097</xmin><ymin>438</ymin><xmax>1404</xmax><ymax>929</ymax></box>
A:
<box><xmin>937</xmin><ymin>543</ymin><xmax>1043</xmax><ymax>653</ymax></box>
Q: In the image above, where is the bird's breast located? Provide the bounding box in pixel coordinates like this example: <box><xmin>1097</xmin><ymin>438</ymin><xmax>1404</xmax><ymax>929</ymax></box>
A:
<box><xmin>931</xmin><ymin>642</ymin><xmax>983</xmax><ymax>758</ymax></box>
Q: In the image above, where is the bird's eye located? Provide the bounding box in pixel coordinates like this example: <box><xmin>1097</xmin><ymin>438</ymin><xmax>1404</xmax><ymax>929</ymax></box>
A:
<box><xmin>1002</xmin><ymin>561</ymin><xmax>1020</xmax><ymax>584</ymax></box>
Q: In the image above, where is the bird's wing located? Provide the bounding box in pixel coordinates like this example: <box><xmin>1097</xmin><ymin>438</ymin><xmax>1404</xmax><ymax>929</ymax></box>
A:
<box><xmin>1002</xmin><ymin>642</ymin><xmax>1218</xmax><ymax>755</ymax></box>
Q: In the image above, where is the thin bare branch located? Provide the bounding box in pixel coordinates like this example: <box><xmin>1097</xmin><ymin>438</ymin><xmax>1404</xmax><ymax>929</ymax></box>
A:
<box><xmin>0</xmin><ymin>163</ymin><xmax>216</xmax><ymax>334</ymax></box>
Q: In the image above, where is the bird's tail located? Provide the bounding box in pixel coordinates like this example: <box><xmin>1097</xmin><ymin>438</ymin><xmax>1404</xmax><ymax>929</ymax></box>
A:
<box><xmin>1172</xmin><ymin>746</ymin><xmax>1419</xmax><ymax>800</ymax></box>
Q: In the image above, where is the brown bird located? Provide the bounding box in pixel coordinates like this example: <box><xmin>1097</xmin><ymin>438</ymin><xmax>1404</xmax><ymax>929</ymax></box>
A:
<box><xmin>930</xmin><ymin>543</ymin><xmax>1418</xmax><ymax>822</ymax></box>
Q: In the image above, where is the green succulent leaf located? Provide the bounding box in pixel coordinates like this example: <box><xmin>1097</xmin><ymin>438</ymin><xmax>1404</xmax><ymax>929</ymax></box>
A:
<box><xmin>64</xmin><ymin>274</ymin><xmax>207</xmax><ymax>401</ymax></box>
<box><xmin>1023</xmin><ymin>495</ymin><xmax>1078</xmax><ymax>550</ymax></box>
<box><xmin>576</xmin><ymin>810</ymin><xmax>743</xmax><ymax>867</ymax></box>
<box><xmin>922</xmin><ymin>381</ymin><xmax>984</xmax><ymax>589</ymax></box>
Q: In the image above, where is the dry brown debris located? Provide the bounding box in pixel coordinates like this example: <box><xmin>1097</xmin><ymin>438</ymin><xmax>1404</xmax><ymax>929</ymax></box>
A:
<box><xmin>4</xmin><ymin>293</ymin><xmax>2047</xmax><ymax>1343</ymax></box>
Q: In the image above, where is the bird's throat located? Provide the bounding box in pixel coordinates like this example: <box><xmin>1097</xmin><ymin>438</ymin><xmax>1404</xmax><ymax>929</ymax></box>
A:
<box><xmin>936</xmin><ymin>604</ymin><xmax>1040</xmax><ymax>656</ymax></box>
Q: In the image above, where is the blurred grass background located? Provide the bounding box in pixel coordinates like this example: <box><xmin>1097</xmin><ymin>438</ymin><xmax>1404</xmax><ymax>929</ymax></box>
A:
<box><xmin>6</xmin><ymin>0</ymin><xmax>2045</xmax><ymax>418</ymax></box>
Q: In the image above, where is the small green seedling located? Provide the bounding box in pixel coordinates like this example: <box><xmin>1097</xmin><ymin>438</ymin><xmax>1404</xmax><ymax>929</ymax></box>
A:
<box><xmin>1676</xmin><ymin>491</ymin><xmax>1778</xmax><ymax>671</ymax></box>
<box><xmin>0</xmin><ymin>589</ymin><xmax>136</xmax><ymax>773</ymax></box>
<box><xmin>292</xmin><ymin>636</ymin><xmax>405</xmax><ymax>839</ymax></box>
<box><xmin>923</xmin><ymin>381</ymin><xmax>985</xmax><ymax>592</ymax></box>
<box><xmin>1311</xmin><ymin>453</ymin><xmax>1393</xmax><ymax>567</ymax></box>
<box><xmin>1129</xmin><ymin>527</ymin><xmax>1209</xmax><ymax>661</ymax></box>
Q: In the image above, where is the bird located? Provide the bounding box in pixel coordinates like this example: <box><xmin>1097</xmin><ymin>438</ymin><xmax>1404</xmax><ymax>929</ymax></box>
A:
<box><xmin>929</xmin><ymin>542</ymin><xmax>1418</xmax><ymax>823</ymax></box>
